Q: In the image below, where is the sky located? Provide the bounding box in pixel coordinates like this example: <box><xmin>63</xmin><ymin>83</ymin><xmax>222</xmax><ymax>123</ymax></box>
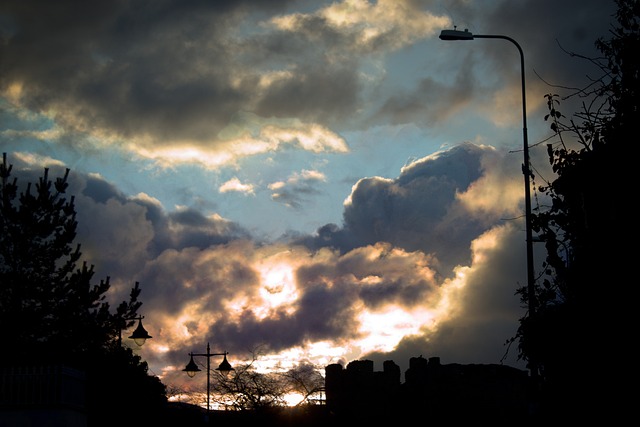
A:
<box><xmin>1</xmin><ymin>0</ymin><xmax>617</xmax><ymax>401</ymax></box>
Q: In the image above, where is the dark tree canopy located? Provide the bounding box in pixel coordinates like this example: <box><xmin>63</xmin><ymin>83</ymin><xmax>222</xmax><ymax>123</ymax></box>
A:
<box><xmin>514</xmin><ymin>0</ymin><xmax>637</xmax><ymax>421</ymax></box>
<box><xmin>0</xmin><ymin>153</ymin><xmax>167</xmax><ymax>426</ymax></box>
<box><xmin>0</xmin><ymin>153</ymin><xmax>136</xmax><ymax>363</ymax></box>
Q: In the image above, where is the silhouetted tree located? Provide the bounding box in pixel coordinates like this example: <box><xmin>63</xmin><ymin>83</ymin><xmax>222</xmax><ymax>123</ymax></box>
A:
<box><xmin>0</xmin><ymin>153</ymin><xmax>167</xmax><ymax>426</ymax></box>
<box><xmin>280</xmin><ymin>362</ymin><xmax>325</xmax><ymax>407</ymax></box>
<box><xmin>201</xmin><ymin>354</ymin><xmax>327</xmax><ymax>426</ymax></box>
<box><xmin>222</xmin><ymin>364</ymin><xmax>289</xmax><ymax>410</ymax></box>
<box><xmin>189</xmin><ymin>347</ymin><xmax>324</xmax><ymax>414</ymax></box>
<box><xmin>513</xmin><ymin>0</ymin><xmax>637</xmax><ymax>421</ymax></box>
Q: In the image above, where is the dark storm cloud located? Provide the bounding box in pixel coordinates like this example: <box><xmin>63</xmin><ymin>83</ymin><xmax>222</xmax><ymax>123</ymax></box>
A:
<box><xmin>299</xmin><ymin>143</ymin><xmax>511</xmax><ymax>277</ymax></box>
<box><xmin>2</xmin><ymin>2</ymin><xmax>225</xmax><ymax>141</ymax></box>
<box><xmin>206</xmin><ymin>281</ymin><xmax>362</xmax><ymax>353</ymax></box>
<box><xmin>22</xmin><ymin>165</ymin><xmax>256</xmax><ymax>282</ymax></box>
<box><xmin>435</xmin><ymin>0</ymin><xmax>618</xmax><ymax>118</ymax></box>
<box><xmin>483</xmin><ymin>0</ymin><xmax>617</xmax><ymax>81</ymax></box>
<box><xmin>166</xmin><ymin>208</ymin><xmax>252</xmax><ymax>249</ymax></box>
<box><xmin>254</xmin><ymin>62</ymin><xmax>362</xmax><ymax>124</ymax></box>
<box><xmin>1</xmin><ymin>0</ymin><xmax>616</xmax><ymax>163</ymax></box>
<box><xmin>381</xmin><ymin>223</ymin><xmax>535</xmax><ymax>370</ymax></box>
<box><xmin>370</xmin><ymin>57</ymin><xmax>477</xmax><ymax>127</ymax></box>
<box><xmin>333</xmin><ymin>243</ymin><xmax>437</xmax><ymax>309</ymax></box>
<box><xmin>138</xmin><ymin>244</ymin><xmax>262</xmax><ymax>317</ymax></box>
<box><xmin>67</xmin><ymin>155</ymin><xmax>444</xmax><ymax>360</ymax></box>
<box><xmin>0</xmin><ymin>0</ymin><xmax>364</xmax><ymax>150</ymax></box>
<box><xmin>3</xmin><ymin>136</ymin><xmax>528</xmax><ymax>380</ymax></box>
<box><xmin>269</xmin><ymin>169</ymin><xmax>326</xmax><ymax>209</ymax></box>
<box><xmin>0</xmin><ymin>0</ymin><xmax>620</xmax><ymax>388</ymax></box>
<box><xmin>82</xmin><ymin>173</ymin><xmax>127</xmax><ymax>204</ymax></box>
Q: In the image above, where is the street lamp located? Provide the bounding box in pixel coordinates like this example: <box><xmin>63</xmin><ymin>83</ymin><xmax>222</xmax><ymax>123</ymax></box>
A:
<box><xmin>183</xmin><ymin>343</ymin><xmax>234</xmax><ymax>417</ymax></box>
<box><xmin>439</xmin><ymin>28</ymin><xmax>537</xmax><ymax>379</ymax></box>
<box><xmin>118</xmin><ymin>315</ymin><xmax>152</xmax><ymax>347</ymax></box>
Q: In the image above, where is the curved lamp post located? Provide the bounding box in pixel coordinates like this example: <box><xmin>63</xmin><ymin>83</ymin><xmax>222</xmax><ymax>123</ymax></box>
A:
<box><xmin>183</xmin><ymin>343</ymin><xmax>234</xmax><ymax>417</ymax></box>
<box><xmin>439</xmin><ymin>28</ymin><xmax>537</xmax><ymax>380</ymax></box>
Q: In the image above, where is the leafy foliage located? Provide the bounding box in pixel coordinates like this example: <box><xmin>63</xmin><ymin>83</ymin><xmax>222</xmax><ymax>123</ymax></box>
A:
<box><xmin>513</xmin><ymin>0</ymin><xmax>637</xmax><ymax>418</ymax></box>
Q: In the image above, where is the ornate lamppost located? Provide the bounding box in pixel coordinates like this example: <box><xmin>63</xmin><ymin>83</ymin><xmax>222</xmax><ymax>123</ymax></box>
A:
<box><xmin>183</xmin><ymin>343</ymin><xmax>234</xmax><ymax>418</ymax></box>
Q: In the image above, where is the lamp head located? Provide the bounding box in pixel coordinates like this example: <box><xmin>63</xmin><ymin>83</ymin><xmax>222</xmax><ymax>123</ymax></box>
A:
<box><xmin>439</xmin><ymin>28</ymin><xmax>474</xmax><ymax>41</ymax></box>
<box><xmin>183</xmin><ymin>354</ymin><xmax>201</xmax><ymax>378</ymax></box>
<box><xmin>215</xmin><ymin>353</ymin><xmax>235</xmax><ymax>377</ymax></box>
<box><xmin>128</xmin><ymin>316</ymin><xmax>152</xmax><ymax>346</ymax></box>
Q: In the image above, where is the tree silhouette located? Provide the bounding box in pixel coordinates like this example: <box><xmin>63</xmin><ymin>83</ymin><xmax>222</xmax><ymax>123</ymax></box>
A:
<box><xmin>280</xmin><ymin>362</ymin><xmax>325</xmax><ymax>407</ymax></box>
<box><xmin>184</xmin><ymin>347</ymin><xmax>325</xmax><ymax>415</ymax></box>
<box><xmin>513</xmin><ymin>0</ymin><xmax>637</xmax><ymax>421</ymax></box>
<box><xmin>0</xmin><ymin>153</ymin><xmax>167</xmax><ymax>426</ymax></box>
<box><xmin>205</xmin><ymin>353</ymin><xmax>326</xmax><ymax>426</ymax></box>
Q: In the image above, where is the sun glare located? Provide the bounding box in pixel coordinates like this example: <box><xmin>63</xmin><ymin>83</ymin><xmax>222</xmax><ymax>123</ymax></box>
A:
<box><xmin>253</xmin><ymin>262</ymin><xmax>299</xmax><ymax>318</ymax></box>
<box><xmin>283</xmin><ymin>392</ymin><xmax>305</xmax><ymax>406</ymax></box>
<box><xmin>357</xmin><ymin>305</ymin><xmax>430</xmax><ymax>353</ymax></box>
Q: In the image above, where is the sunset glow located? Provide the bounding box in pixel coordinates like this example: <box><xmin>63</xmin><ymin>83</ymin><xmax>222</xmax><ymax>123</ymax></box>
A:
<box><xmin>256</xmin><ymin>262</ymin><xmax>299</xmax><ymax>317</ymax></box>
<box><xmin>357</xmin><ymin>305</ymin><xmax>431</xmax><ymax>353</ymax></box>
<box><xmin>2</xmin><ymin>0</ymin><xmax>610</xmax><ymax>409</ymax></box>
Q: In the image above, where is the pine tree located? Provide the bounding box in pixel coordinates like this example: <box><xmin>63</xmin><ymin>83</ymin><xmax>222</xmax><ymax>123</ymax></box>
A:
<box><xmin>0</xmin><ymin>153</ymin><xmax>167</xmax><ymax>425</ymax></box>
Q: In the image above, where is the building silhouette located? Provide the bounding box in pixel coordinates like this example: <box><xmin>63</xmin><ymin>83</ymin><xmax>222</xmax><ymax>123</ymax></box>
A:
<box><xmin>2</xmin><ymin>356</ymin><xmax>532</xmax><ymax>425</ymax></box>
<box><xmin>325</xmin><ymin>355</ymin><xmax>530</xmax><ymax>422</ymax></box>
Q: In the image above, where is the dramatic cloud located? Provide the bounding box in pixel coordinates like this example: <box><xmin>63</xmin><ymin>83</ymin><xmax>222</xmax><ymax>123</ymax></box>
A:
<box><xmin>1</xmin><ymin>0</ymin><xmax>615</xmax><ymax>396</ymax></box>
